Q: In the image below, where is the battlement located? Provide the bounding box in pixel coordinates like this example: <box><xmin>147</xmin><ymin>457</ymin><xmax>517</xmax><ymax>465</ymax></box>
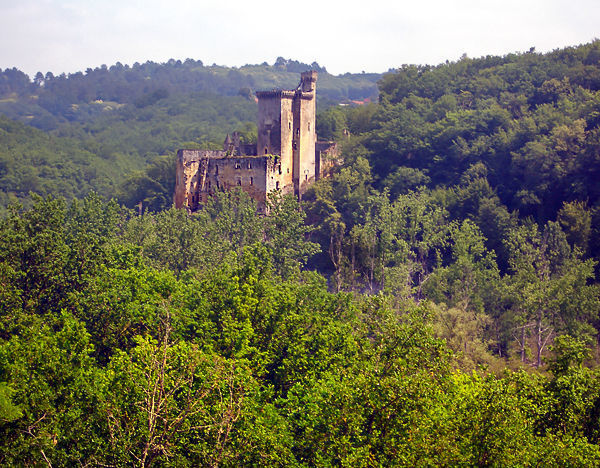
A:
<box><xmin>255</xmin><ymin>90</ymin><xmax>296</xmax><ymax>99</ymax></box>
<box><xmin>300</xmin><ymin>71</ymin><xmax>318</xmax><ymax>92</ymax></box>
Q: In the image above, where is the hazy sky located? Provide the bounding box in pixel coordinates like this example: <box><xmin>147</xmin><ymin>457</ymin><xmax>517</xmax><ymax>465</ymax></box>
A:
<box><xmin>1</xmin><ymin>0</ymin><xmax>598</xmax><ymax>77</ymax></box>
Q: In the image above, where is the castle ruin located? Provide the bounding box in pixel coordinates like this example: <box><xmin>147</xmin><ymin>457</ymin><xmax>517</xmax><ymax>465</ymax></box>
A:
<box><xmin>174</xmin><ymin>71</ymin><xmax>337</xmax><ymax>211</ymax></box>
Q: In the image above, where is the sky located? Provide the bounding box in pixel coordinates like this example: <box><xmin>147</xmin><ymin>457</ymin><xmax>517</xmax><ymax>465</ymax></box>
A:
<box><xmin>0</xmin><ymin>0</ymin><xmax>598</xmax><ymax>77</ymax></box>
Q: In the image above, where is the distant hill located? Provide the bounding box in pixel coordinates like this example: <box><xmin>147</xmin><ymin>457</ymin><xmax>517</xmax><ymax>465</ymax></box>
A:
<box><xmin>0</xmin><ymin>57</ymin><xmax>380</xmax><ymax>130</ymax></box>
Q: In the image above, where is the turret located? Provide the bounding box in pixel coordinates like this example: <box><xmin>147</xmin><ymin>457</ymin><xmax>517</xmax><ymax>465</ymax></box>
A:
<box><xmin>300</xmin><ymin>71</ymin><xmax>317</xmax><ymax>92</ymax></box>
<box><xmin>223</xmin><ymin>134</ymin><xmax>232</xmax><ymax>152</ymax></box>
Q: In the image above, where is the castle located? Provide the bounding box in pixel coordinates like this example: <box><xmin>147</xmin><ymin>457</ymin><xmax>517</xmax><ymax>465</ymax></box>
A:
<box><xmin>174</xmin><ymin>71</ymin><xmax>337</xmax><ymax>211</ymax></box>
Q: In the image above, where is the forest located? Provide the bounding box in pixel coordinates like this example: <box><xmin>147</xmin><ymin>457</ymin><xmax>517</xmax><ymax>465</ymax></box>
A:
<box><xmin>1</xmin><ymin>44</ymin><xmax>600</xmax><ymax>465</ymax></box>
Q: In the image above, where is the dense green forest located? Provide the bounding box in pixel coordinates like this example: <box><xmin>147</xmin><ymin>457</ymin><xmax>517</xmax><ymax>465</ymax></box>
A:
<box><xmin>2</xmin><ymin>43</ymin><xmax>600</xmax><ymax>465</ymax></box>
<box><xmin>1</xmin><ymin>193</ymin><xmax>600</xmax><ymax>466</ymax></box>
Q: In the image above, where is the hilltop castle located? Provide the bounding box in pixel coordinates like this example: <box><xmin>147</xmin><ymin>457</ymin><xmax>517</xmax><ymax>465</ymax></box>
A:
<box><xmin>174</xmin><ymin>71</ymin><xmax>337</xmax><ymax>211</ymax></box>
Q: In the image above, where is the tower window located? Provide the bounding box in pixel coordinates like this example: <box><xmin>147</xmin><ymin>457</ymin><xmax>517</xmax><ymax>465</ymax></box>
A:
<box><xmin>247</xmin><ymin>162</ymin><xmax>252</xmax><ymax>169</ymax></box>
<box><xmin>235</xmin><ymin>161</ymin><xmax>240</xmax><ymax>169</ymax></box>
<box><xmin>276</xmin><ymin>181</ymin><xmax>280</xmax><ymax>190</ymax></box>
<box><xmin>296</xmin><ymin>128</ymin><xmax>300</xmax><ymax>137</ymax></box>
<box><xmin>250</xmin><ymin>177</ymin><xmax>254</xmax><ymax>185</ymax></box>
<box><xmin>215</xmin><ymin>164</ymin><xmax>218</xmax><ymax>175</ymax></box>
<box><xmin>264</xmin><ymin>147</ymin><xmax>268</xmax><ymax>154</ymax></box>
<box><xmin>308</xmin><ymin>122</ymin><xmax>310</xmax><ymax>131</ymax></box>
<box><xmin>237</xmin><ymin>178</ymin><xmax>241</xmax><ymax>186</ymax></box>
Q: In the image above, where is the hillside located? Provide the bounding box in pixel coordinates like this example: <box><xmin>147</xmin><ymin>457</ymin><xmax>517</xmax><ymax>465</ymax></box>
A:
<box><xmin>2</xmin><ymin>45</ymin><xmax>600</xmax><ymax>465</ymax></box>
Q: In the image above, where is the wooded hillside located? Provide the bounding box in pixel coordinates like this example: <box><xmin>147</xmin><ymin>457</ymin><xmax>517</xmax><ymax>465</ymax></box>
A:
<box><xmin>1</xmin><ymin>44</ymin><xmax>600</xmax><ymax>465</ymax></box>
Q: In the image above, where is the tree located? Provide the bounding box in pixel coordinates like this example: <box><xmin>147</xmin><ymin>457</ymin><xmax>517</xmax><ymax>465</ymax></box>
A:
<box><xmin>504</xmin><ymin>222</ymin><xmax>599</xmax><ymax>366</ymax></box>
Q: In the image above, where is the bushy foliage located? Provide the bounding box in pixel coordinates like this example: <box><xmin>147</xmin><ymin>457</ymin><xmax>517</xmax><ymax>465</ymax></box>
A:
<box><xmin>0</xmin><ymin>194</ymin><xmax>599</xmax><ymax>466</ymax></box>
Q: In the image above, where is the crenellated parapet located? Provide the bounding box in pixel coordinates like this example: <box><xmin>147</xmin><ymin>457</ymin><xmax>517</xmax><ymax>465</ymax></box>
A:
<box><xmin>255</xmin><ymin>90</ymin><xmax>296</xmax><ymax>99</ymax></box>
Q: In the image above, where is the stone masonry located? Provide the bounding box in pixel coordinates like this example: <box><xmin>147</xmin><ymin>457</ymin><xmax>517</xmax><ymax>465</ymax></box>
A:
<box><xmin>174</xmin><ymin>71</ymin><xmax>338</xmax><ymax>211</ymax></box>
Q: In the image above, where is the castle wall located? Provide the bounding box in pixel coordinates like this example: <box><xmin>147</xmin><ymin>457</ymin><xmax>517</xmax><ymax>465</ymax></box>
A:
<box><xmin>175</xmin><ymin>149</ymin><xmax>286</xmax><ymax>210</ymax></box>
<box><xmin>175</xmin><ymin>149</ymin><xmax>226</xmax><ymax>210</ymax></box>
<box><xmin>175</xmin><ymin>71</ymin><xmax>326</xmax><ymax>211</ymax></box>
<box><xmin>279</xmin><ymin>98</ymin><xmax>295</xmax><ymax>194</ymax></box>
<box><xmin>298</xmin><ymin>93</ymin><xmax>316</xmax><ymax>195</ymax></box>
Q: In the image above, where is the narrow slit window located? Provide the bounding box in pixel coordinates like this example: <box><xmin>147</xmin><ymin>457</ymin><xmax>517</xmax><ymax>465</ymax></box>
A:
<box><xmin>250</xmin><ymin>177</ymin><xmax>254</xmax><ymax>185</ymax></box>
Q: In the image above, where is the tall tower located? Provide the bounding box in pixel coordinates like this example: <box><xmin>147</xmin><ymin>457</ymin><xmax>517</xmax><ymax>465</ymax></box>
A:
<box><xmin>293</xmin><ymin>71</ymin><xmax>317</xmax><ymax>197</ymax></box>
<box><xmin>256</xmin><ymin>71</ymin><xmax>318</xmax><ymax>198</ymax></box>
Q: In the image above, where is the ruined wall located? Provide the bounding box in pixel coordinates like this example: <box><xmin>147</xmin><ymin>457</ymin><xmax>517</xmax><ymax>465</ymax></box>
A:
<box><xmin>315</xmin><ymin>141</ymin><xmax>340</xmax><ymax>180</ymax></box>
<box><xmin>175</xmin><ymin>149</ymin><xmax>226</xmax><ymax>210</ymax></box>
<box><xmin>205</xmin><ymin>156</ymin><xmax>270</xmax><ymax>205</ymax></box>
<box><xmin>175</xmin><ymin>71</ymin><xmax>325</xmax><ymax>211</ymax></box>
<box><xmin>175</xmin><ymin>149</ymin><xmax>285</xmax><ymax>210</ymax></box>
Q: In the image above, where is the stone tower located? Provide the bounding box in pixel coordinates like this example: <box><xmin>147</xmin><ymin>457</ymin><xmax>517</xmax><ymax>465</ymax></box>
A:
<box><xmin>256</xmin><ymin>71</ymin><xmax>317</xmax><ymax>197</ymax></box>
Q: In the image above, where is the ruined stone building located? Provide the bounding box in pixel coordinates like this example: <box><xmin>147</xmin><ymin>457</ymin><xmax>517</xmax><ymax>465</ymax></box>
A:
<box><xmin>174</xmin><ymin>71</ymin><xmax>338</xmax><ymax>211</ymax></box>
